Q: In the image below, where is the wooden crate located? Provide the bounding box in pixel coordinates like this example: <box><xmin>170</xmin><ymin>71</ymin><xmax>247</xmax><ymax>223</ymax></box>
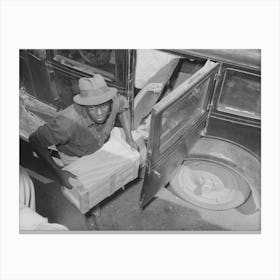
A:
<box><xmin>61</xmin><ymin>128</ymin><xmax>143</xmax><ymax>214</ymax></box>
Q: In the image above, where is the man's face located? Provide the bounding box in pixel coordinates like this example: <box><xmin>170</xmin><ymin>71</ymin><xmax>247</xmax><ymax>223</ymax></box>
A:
<box><xmin>85</xmin><ymin>101</ymin><xmax>111</xmax><ymax>124</ymax></box>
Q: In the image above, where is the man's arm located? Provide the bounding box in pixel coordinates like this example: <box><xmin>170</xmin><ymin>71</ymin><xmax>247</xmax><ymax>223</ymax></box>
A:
<box><xmin>118</xmin><ymin>110</ymin><xmax>138</xmax><ymax>151</ymax></box>
<box><xmin>29</xmin><ymin>131</ymin><xmax>77</xmax><ymax>189</ymax></box>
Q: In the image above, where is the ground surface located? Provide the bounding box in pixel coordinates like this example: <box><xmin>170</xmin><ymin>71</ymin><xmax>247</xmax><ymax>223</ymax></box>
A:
<box><xmin>20</xmin><ymin>140</ymin><xmax>260</xmax><ymax>232</ymax></box>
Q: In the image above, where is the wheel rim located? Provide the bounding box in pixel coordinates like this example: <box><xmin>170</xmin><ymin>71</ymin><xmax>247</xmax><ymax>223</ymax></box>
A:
<box><xmin>170</xmin><ymin>160</ymin><xmax>251</xmax><ymax>210</ymax></box>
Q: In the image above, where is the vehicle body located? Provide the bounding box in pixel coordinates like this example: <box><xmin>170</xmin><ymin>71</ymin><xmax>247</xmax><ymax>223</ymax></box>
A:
<box><xmin>139</xmin><ymin>50</ymin><xmax>261</xmax><ymax>211</ymax></box>
<box><xmin>19</xmin><ymin>49</ymin><xmax>261</xmax><ymax>213</ymax></box>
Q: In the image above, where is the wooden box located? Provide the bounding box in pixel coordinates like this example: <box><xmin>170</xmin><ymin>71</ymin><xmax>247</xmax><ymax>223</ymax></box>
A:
<box><xmin>61</xmin><ymin>128</ymin><xmax>143</xmax><ymax>214</ymax></box>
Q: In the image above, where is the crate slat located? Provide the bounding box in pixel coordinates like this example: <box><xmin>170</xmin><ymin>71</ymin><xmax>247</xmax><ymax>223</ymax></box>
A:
<box><xmin>62</xmin><ymin>128</ymin><xmax>143</xmax><ymax>214</ymax></box>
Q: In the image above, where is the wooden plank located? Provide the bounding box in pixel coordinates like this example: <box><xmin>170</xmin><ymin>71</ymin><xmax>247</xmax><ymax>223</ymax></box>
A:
<box><xmin>20</xmin><ymin>89</ymin><xmax>57</xmax><ymax>140</ymax></box>
<box><xmin>133</xmin><ymin>58</ymin><xmax>180</xmax><ymax>129</ymax></box>
<box><xmin>62</xmin><ymin>128</ymin><xmax>142</xmax><ymax>214</ymax></box>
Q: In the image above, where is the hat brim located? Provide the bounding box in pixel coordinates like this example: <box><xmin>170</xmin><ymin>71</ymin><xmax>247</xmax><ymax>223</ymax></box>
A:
<box><xmin>73</xmin><ymin>88</ymin><xmax>117</xmax><ymax>106</ymax></box>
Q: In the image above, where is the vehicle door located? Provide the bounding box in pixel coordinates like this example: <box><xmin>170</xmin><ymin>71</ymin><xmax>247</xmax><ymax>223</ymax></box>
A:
<box><xmin>139</xmin><ymin>60</ymin><xmax>220</xmax><ymax>208</ymax></box>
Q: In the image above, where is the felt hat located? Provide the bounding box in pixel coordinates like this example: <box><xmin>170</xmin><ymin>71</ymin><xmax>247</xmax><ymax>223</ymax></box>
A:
<box><xmin>73</xmin><ymin>74</ymin><xmax>117</xmax><ymax>106</ymax></box>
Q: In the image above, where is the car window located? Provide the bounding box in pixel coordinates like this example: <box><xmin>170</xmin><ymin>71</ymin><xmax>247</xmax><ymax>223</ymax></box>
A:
<box><xmin>159</xmin><ymin>77</ymin><xmax>210</xmax><ymax>152</ymax></box>
<box><xmin>217</xmin><ymin>69</ymin><xmax>261</xmax><ymax>119</ymax></box>
<box><xmin>53</xmin><ymin>50</ymin><xmax>116</xmax><ymax>81</ymax></box>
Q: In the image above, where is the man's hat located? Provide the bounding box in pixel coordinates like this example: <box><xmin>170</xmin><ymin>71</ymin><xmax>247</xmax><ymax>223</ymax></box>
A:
<box><xmin>73</xmin><ymin>74</ymin><xmax>117</xmax><ymax>106</ymax></box>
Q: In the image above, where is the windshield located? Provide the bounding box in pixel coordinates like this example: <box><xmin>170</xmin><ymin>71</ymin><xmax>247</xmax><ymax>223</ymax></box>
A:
<box><xmin>53</xmin><ymin>50</ymin><xmax>116</xmax><ymax>81</ymax></box>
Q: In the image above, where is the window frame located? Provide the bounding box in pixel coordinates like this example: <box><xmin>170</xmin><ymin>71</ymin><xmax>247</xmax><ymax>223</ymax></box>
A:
<box><xmin>159</xmin><ymin>77</ymin><xmax>211</xmax><ymax>154</ymax></box>
<box><xmin>216</xmin><ymin>68</ymin><xmax>261</xmax><ymax>120</ymax></box>
<box><xmin>52</xmin><ymin>50</ymin><xmax>116</xmax><ymax>82</ymax></box>
<box><xmin>147</xmin><ymin>61</ymin><xmax>219</xmax><ymax>166</ymax></box>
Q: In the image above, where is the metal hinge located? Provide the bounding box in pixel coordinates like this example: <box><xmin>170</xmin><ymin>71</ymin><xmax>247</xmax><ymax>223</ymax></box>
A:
<box><xmin>145</xmin><ymin>147</ymin><xmax>153</xmax><ymax>174</ymax></box>
<box><xmin>207</xmin><ymin>103</ymin><xmax>213</xmax><ymax>111</ymax></box>
<box><xmin>201</xmin><ymin>103</ymin><xmax>214</xmax><ymax>136</ymax></box>
<box><xmin>214</xmin><ymin>71</ymin><xmax>221</xmax><ymax>81</ymax></box>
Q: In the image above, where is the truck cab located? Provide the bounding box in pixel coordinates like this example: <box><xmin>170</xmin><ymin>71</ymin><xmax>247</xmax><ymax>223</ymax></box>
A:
<box><xmin>20</xmin><ymin>49</ymin><xmax>261</xmax><ymax>227</ymax></box>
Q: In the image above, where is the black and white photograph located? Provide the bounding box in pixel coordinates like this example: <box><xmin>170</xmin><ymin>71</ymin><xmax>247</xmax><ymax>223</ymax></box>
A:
<box><xmin>1</xmin><ymin>1</ymin><xmax>280</xmax><ymax>280</ymax></box>
<box><xmin>19</xmin><ymin>49</ymin><xmax>261</xmax><ymax>231</ymax></box>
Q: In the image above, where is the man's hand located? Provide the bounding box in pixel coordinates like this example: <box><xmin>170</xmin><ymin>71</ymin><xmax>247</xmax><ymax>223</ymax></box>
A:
<box><xmin>58</xmin><ymin>170</ymin><xmax>79</xmax><ymax>190</ymax></box>
<box><xmin>127</xmin><ymin>139</ymin><xmax>139</xmax><ymax>152</ymax></box>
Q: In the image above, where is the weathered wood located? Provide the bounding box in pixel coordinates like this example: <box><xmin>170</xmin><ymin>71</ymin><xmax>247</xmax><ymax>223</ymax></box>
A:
<box><xmin>19</xmin><ymin>89</ymin><xmax>57</xmax><ymax>141</ymax></box>
<box><xmin>62</xmin><ymin>128</ymin><xmax>144</xmax><ymax>214</ymax></box>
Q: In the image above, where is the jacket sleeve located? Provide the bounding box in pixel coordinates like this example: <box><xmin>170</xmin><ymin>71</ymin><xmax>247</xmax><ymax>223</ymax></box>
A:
<box><xmin>33</xmin><ymin>114</ymin><xmax>74</xmax><ymax>148</ymax></box>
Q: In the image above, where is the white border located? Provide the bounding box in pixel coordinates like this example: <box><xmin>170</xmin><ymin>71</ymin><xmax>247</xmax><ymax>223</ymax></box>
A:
<box><xmin>1</xmin><ymin>1</ymin><xmax>280</xmax><ymax>280</ymax></box>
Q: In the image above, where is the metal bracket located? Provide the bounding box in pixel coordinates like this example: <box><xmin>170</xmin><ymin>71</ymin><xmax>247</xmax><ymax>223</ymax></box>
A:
<box><xmin>146</xmin><ymin>159</ymin><xmax>151</xmax><ymax>174</ymax></box>
<box><xmin>207</xmin><ymin>103</ymin><xmax>213</xmax><ymax>111</ymax></box>
<box><xmin>214</xmin><ymin>71</ymin><xmax>221</xmax><ymax>81</ymax></box>
<box><xmin>203</xmin><ymin>66</ymin><xmax>222</xmax><ymax>135</ymax></box>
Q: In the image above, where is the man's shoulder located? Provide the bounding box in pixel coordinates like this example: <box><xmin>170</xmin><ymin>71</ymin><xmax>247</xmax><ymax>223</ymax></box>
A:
<box><xmin>50</xmin><ymin>104</ymin><xmax>82</xmax><ymax>132</ymax></box>
<box><xmin>57</xmin><ymin>104</ymin><xmax>80</xmax><ymax>121</ymax></box>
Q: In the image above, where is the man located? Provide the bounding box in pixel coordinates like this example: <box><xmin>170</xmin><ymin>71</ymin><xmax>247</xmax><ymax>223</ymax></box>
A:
<box><xmin>29</xmin><ymin>74</ymin><xmax>138</xmax><ymax>190</ymax></box>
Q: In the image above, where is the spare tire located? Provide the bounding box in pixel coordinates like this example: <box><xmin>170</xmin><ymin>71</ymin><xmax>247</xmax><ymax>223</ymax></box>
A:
<box><xmin>170</xmin><ymin>159</ymin><xmax>251</xmax><ymax>210</ymax></box>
